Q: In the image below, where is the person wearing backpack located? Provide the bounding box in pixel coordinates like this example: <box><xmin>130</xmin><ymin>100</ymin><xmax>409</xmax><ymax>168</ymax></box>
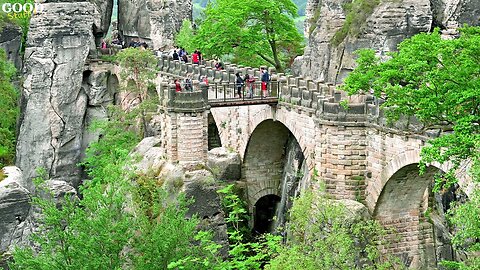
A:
<box><xmin>172</xmin><ymin>50</ymin><xmax>179</xmax><ymax>61</ymax></box>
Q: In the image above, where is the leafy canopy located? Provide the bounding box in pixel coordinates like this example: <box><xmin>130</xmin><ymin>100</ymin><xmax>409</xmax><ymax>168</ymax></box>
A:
<box><xmin>180</xmin><ymin>0</ymin><xmax>304</xmax><ymax>72</ymax></box>
<box><xmin>9</xmin><ymin>106</ymin><xmax>215</xmax><ymax>270</ymax></box>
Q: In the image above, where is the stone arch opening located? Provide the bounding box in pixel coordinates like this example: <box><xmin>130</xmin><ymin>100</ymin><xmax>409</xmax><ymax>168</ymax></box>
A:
<box><xmin>374</xmin><ymin>164</ymin><xmax>461</xmax><ymax>269</ymax></box>
<box><xmin>244</xmin><ymin>119</ymin><xmax>306</xmax><ymax>233</ymax></box>
<box><xmin>253</xmin><ymin>195</ymin><xmax>281</xmax><ymax>234</ymax></box>
<box><xmin>208</xmin><ymin>113</ymin><xmax>222</xmax><ymax>150</ymax></box>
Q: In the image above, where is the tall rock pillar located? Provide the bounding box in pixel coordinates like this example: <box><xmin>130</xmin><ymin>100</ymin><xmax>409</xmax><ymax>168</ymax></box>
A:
<box><xmin>16</xmin><ymin>3</ymin><xmax>96</xmax><ymax>191</ymax></box>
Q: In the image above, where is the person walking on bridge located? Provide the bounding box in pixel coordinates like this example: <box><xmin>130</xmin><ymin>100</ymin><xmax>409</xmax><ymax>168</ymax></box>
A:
<box><xmin>236</xmin><ymin>72</ymin><xmax>244</xmax><ymax>98</ymax></box>
<box><xmin>261</xmin><ymin>68</ymin><xmax>270</xmax><ymax>98</ymax></box>
<box><xmin>244</xmin><ymin>74</ymin><xmax>255</xmax><ymax>98</ymax></box>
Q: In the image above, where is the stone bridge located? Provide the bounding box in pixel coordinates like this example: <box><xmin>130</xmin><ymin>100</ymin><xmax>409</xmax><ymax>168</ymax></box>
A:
<box><xmin>84</xmin><ymin>54</ymin><xmax>472</xmax><ymax>269</ymax></box>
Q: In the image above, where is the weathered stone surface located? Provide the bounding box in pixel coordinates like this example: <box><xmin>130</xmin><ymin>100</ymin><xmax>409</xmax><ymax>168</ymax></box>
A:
<box><xmin>339</xmin><ymin>199</ymin><xmax>370</xmax><ymax>223</ymax></box>
<box><xmin>89</xmin><ymin>0</ymin><xmax>114</xmax><ymax>41</ymax></box>
<box><xmin>42</xmin><ymin>0</ymin><xmax>111</xmax><ymax>42</ymax></box>
<box><xmin>118</xmin><ymin>0</ymin><xmax>192</xmax><ymax>50</ymax></box>
<box><xmin>83</xmin><ymin>70</ymin><xmax>116</xmax><ymax>106</ymax></box>
<box><xmin>294</xmin><ymin>0</ymin><xmax>480</xmax><ymax>83</ymax></box>
<box><xmin>0</xmin><ymin>167</ymin><xmax>79</xmax><ymax>266</ymax></box>
<box><xmin>431</xmin><ymin>0</ymin><xmax>480</xmax><ymax>28</ymax></box>
<box><xmin>39</xmin><ymin>180</ymin><xmax>77</xmax><ymax>208</ymax></box>
<box><xmin>207</xmin><ymin>147</ymin><xmax>241</xmax><ymax>181</ymax></box>
<box><xmin>16</xmin><ymin>3</ymin><xmax>96</xmax><ymax>191</ymax></box>
<box><xmin>130</xmin><ymin>136</ymin><xmax>166</xmax><ymax>174</ymax></box>
<box><xmin>0</xmin><ymin>167</ymin><xmax>31</xmax><ymax>253</ymax></box>
<box><xmin>293</xmin><ymin>0</ymin><xmax>432</xmax><ymax>83</ymax></box>
<box><xmin>183</xmin><ymin>173</ymin><xmax>228</xmax><ymax>255</ymax></box>
<box><xmin>0</xmin><ymin>22</ymin><xmax>22</xmax><ymax>70</ymax></box>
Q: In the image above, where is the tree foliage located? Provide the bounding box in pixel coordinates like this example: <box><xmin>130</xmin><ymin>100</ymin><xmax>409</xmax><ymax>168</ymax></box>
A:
<box><xmin>0</xmin><ymin>48</ymin><xmax>18</xmax><ymax>168</ymax></box>
<box><xmin>115</xmin><ymin>48</ymin><xmax>158</xmax><ymax>136</ymax></box>
<box><xmin>342</xmin><ymin>26</ymin><xmax>480</xmax><ymax>268</ymax></box>
<box><xmin>179</xmin><ymin>0</ymin><xmax>304</xmax><ymax>72</ymax></box>
<box><xmin>175</xmin><ymin>19</ymin><xmax>196</xmax><ymax>53</ymax></box>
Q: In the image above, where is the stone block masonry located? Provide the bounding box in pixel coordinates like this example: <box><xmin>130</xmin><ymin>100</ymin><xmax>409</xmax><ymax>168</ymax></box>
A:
<box><xmin>161</xmin><ymin>83</ymin><xmax>210</xmax><ymax>169</ymax></box>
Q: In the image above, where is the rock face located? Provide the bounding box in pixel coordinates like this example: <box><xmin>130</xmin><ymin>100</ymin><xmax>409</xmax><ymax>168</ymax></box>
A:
<box><xmin>0</xmin><ymin>22</ymin><xmax>23</xmax><ymax>70</ymax></box>
<box><xmin>118</xmin><ymin>0</ymin><xmax>192</xmax><ymax>50</ymax></box>
<box><xmin>184</xmin><ymin>177</ymin><xmax>229</xmax><ymax>255</ymax></box>
<box><xmin>89</xmin><ymin>0</ymin><xmax>114</xmax><ymax>43</ymax></box>
<box><xmin>0</xmin><ymin>167</ymin><xmax>31</xmax><ymax>254</ymax></box>
<box><xmin>16</xmin><ymin>3</ymin><xmax>96</xmax><ymax>191</ymax></box>
<box><xmin>293</xmin><ymin>0</ymin><xmax>480</xmax><ymax>84</ymax></box>
<box><xmin>431</xmin><ymin>0</ymin><xmax>480</xmax><ymax>28</ymax></box>
<box><xmin>130</xmin><ymin>136</ymin><xmax>166</xmax><ymax>174</ymax></box>
<box><xmin>0</xmin><ymin>166</ymin><xmax>78</xmax><ymax>266</ymax></box>
<box><xmin>207</xmin><ymin>147</ymin><xmax>241</xmax><ymax>181</ymax></box>
<box><xmin>43</xmin><ymin>0</ymin><xmax>112</xmax><ymax>43</ymax></box>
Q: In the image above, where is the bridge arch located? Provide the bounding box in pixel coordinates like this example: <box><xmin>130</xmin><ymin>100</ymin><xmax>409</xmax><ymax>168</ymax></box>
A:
<box><xmin>368</xmin><ymin>149</ymin><xmax>472</xmax><ymax>212</ymax></box>
<box><xmin>243</xmin><ymin>119</ymin><xmax>307</xmax><ymax>233</ymax></box>
<box><xmin>207</xmin><ymin>113</ymin><xmax>222</xmax><ymax>150</ymax></box>
<box><xmin>371</xmin><ymin>149</ymin><xmax>469</xmax><ymax>268</ymax></box>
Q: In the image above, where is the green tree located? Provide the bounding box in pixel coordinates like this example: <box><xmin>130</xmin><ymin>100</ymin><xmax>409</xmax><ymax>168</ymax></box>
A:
<box><xmin>9</xmin><ymin>111</ymin><xmax>139</xmax><ymax>269</ymax></box>
<box><xmin>181</xmin><ymin>0</ymin><xmax>304</xmax><ymax>72</ymax></box>
<box><xmin>342</xmin><ymin>26</ymin><xmax>480</xmax><ymax>268</ymax></box>
<box><xmin>0</xmin><ymin>48</ymin><xmax>18</xmax><ymax>168</ymax></box>
<box><xmin>175</xmin><ymin>19</ymin><xmax>196</xmax><ymax>53</ymax></box>
<box><xmin>265</xmin><ymin>188</ymin><xmax>398</xmax><ymax>270</ymax></box>
<box><xmin>115</xmin><ymin>48</ymin><xmax>157</xmax><ymax>137</ymax></box>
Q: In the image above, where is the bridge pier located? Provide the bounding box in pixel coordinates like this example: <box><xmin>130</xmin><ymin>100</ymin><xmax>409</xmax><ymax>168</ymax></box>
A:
<box><xmin>161</xmin><ymin>83</ymin><xmax>210</xmax><ymax>169</ymax></box>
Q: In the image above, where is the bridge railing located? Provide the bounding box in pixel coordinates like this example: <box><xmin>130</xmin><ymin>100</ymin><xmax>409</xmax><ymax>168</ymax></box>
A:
<box><xmin>207</xmin><ymin>81</ymin><xmax>280</xmax><ymax>102</ymax></box>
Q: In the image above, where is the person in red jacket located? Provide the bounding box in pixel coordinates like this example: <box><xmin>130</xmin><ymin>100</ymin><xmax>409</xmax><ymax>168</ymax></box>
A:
<box><xmin>174</xmin><ymin>79</ymin><xmax>182</xmax><ymax>92</ymax></box>
<box><xmin>192</xmin><ymin>50</ymin><xmax>199</xmax><ymax>64</ymax></box>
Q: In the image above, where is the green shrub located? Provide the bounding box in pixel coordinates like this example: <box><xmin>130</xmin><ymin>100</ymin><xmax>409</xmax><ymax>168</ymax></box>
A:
<box><xmin>0</xmin><ymin>48</ymin><xmax>18</xmax><ymax>168</ymax></box>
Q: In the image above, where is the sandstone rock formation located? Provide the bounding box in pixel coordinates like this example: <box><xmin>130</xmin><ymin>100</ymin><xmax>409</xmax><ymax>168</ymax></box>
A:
<box><xmin>0</xmin><ymin>22</ymin><xmax>23</xmax><ymax>70</ymax></box>
<box><xmin>0</xmin><ymin>166</ymin><xmax>78</xmax><ymax>266</ymax></box>
<box><xmin>294</xmin><ymin>0</ymin><xmax>480</xmax><ymax>84</ymax></box>
<box><xmin>0</xmin><ymin>167</ymin><xmax>31</xmax><ymax>254</ymax></box>
<box><xmin>118</xmin><ymin>0</ymin><xmax>192</xmax><ymax>50</ymax></box>
<box><xmin>89</xmin><ymin>0</ymin><xmax>114</xmax><ymax>43</ymax></box>
<box><xmin>207</xmin><ymin>147</ymin><xmax>241</xmax><ymax>181</ymax></box>
<box><xmin>130</xmin><ymin>136</ymin><xmax>166</xmax><ymax>174</ymax></box>
<box><xmin>16</xmin><ymin>2</ymin><xmax>97</xmax><ymax>191</ymax></box>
